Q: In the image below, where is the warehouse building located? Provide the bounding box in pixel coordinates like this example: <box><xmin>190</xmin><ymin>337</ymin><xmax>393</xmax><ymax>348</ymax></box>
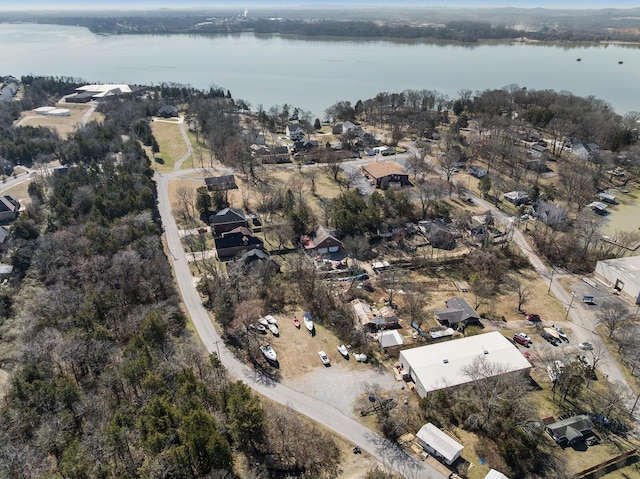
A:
<box><xmin>399</xmin><ymin>331</ymin><xmax>531</xmax><ymax>397</ymax></box>
<box><xmin>595</xmin><ymin>255</ymin><xmax>640</xmax><ymax>304</ymax></box>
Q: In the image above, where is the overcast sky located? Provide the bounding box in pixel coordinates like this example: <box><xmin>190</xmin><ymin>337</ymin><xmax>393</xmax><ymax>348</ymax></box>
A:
<box><xmin>2</xmin><ymin>1</ymin><xmax>639</xmax><ymax>11</ymax></box>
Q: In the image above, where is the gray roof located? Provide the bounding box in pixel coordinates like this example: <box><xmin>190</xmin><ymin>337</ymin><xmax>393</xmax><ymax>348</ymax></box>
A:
<box><xmin>210</xmin><ymin>208</ymin><xmax>246</xmax><ymax>225</ymax></box>
<box><xmin>546</xmin><ymin>415</ymin><xmax>593</xmax><ymax>443</ymax></box>
<box><xmin>434</xmin><ymin>297</ymin><xmax>480</xmax><ymax>325</ymax></box>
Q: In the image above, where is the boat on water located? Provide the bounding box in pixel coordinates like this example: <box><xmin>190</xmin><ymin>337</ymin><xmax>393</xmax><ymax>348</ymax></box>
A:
<box><xmin>619</xmin><ymin>61</ymin><xmax>624</xmax><ymax>64</ymax></box>
<box><xmin>337</xmin><ymin>344</ymin><xmax>349</xmax><ymax>358</ymax></box>
<box><xmin>258</xmin><ymin>317</ymin><xmax>269</xmax><ymax>327</ymax></box>
<box><xmin>303</xmin><ymin>312</ymin><xmax>314</xmax><ymax>332</ymax></box>
<box><xmin>260</xmin><ymin>344</ymin><xmax>277</xmax><ymax>362</ymax></box>
<box><xmin>293</xmin><ymin>316</ymin><xmax>301</xmax><ymax>328</ymax></box>
<box><xmin>577</xmin><ymin>58</ymin><xmax>582</xmax><ymax>61</ymax></box>
<box><xmin>265</xmin><ymin>314</ymin><xmax>277</xmax><ymax>324</ymax></box>
<box><xmin>268</xmin><ymin>323</ymin><xmax>279</xmax><ymax>336</ymax></box>
<box><xmin>249</xmin><ymin>323</ymin><xmax>267</xmax><ymax>334</ymax></box>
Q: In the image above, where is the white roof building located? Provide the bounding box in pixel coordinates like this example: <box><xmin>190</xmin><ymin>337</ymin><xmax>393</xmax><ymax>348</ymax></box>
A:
<box><xmin>595</xmin><ymin>255</ymin><xmax>640</xmax><ymax>304</ymax></box>
<box><xmin>76</xmin><ymin>84</ymin><xmax>133</xmax><ymax>98</ymax></box>
<box><xmin>485</xmin><ymin>469</ymin><xmax>510</xmax><ymax>479</ymax></box>
<box><xmin>380</xmin><ymin>330</ymin><xmax>404</xmax><ymax>348</ymax></box>
<box><xmin>399</xmin><ymin>331</ymin><xmax>532</xmax><ymax>397</ymax></box>
<box><xmin>416</xmin><ymin>423</ymin><xmax>464</xmax><ymax>465</ymax></box>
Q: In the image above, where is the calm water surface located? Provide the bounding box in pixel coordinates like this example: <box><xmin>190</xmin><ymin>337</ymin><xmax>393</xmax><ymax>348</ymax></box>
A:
<box><xmin>1</xmin><ymin>23</ymin><xmax>639</xmax><ymax>117</ymax></box>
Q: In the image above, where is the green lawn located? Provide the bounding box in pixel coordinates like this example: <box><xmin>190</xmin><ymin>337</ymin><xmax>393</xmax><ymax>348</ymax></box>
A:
<box><xmin>151</xmin><ymin>121</ymin><xmax>188</xmax><ymax>173</ymax></box>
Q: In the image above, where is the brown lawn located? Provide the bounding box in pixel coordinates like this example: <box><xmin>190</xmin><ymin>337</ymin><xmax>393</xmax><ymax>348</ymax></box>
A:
<box><xmin>151</xmin><ymin>121</ymin><xmax>188</xmax><ymax>173</ymax></box>
<box><xmin>14</xmin><ymin>103</ymin><xmax>103</xmax><ymax>139</ymax></box>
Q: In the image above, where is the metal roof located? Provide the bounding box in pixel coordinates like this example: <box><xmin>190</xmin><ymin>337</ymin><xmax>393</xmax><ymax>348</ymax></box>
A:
<box><xmin>400</xmin><ymin>331</ymin><xmax>532</xmax><ymax>395</ymax></box>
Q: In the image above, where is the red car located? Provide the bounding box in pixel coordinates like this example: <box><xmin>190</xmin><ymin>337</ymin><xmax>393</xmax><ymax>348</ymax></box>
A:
<box><xmin>526</xmin><ymin>313</ymin><xmax>541</xmax><ymax>322</ymax></box>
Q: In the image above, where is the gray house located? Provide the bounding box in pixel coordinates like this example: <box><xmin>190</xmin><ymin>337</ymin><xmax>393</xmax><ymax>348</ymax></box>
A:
<box><xmin>434</xmin><ymin>297</ymin><xmax>481</xmax><ymax>327</ymax></box>
<box><xmin>0</xmin><ymin>196</ymin><xmax>20</xmax><ymax>222</ymax></box>
<box><xmin>546</xmin><ymin>415</ymin><xmax>594</xmax><ymax>445</ymax></box>
<box><xmin>530</xmin><ymin>200</ymin><xmax>567</xmax><ymax>228</ymax></box>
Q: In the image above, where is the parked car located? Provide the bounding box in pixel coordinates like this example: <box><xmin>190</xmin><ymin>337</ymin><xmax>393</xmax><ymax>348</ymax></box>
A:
<box><xmin>579</xmin><ymin>341</ymin><xmax>594</xmax><ymax>350</ymax></box>
<box><xmin>513</xmin><ymin>332</ymin><xmax>532</xmax><ymax>347</ymax></box>
<box><xmin>318</xmin><ymin>351</ymin><xmax>330</xmax><ymax>366</ymax></box>
<box><xmin>527</xmin><ymin>313</ymin><xmax>541</xmax><ymax>322</ymax></box>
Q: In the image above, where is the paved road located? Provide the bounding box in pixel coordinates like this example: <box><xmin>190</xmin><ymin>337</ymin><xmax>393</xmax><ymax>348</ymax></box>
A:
<box><xmin>154</xmin><ymin>170</ymin><xmax>446</xmax><ymax>479</ymax></box>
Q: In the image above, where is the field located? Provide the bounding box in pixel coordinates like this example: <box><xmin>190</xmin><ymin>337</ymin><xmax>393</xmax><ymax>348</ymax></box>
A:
<box><xmin>150</xmin><ymin>120</ymin><xmax>189</xmax><ymax>173</ymax></box>
<box><xmin>14</xmin><ymin>103</ymin><xmax>103</xmax><ymax>139</ymax></box>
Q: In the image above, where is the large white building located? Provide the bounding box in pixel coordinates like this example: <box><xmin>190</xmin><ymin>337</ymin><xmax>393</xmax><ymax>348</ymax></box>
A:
<box><xmin>399</xmin><ymin>331</ymin><xmax>531</xmax><ymax>397</ymax></box>
<box><xmin>595</xmin><ymin>256</ymin><xmax>640</xmax><ymax>304</ymax></box>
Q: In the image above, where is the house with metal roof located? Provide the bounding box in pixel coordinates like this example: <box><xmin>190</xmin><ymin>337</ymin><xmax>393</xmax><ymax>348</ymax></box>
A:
<box><xmin>416</xmin><ymin>423</ymin><xmax>464</xmax><ymax>465</ymax></box>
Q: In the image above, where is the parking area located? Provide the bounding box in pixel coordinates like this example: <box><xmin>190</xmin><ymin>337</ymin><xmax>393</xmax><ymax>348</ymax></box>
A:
<box><xmin>570</xmin><ymin>278</ymin><xmax>635</xmax><ymax>315</ymax></box>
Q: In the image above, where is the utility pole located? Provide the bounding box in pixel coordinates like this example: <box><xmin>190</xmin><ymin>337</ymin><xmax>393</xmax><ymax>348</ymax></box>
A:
<box><xmin>547</xmin><ymin>266</ymin><xmax>555</xmax><ymax>295</ymax></box>
<box><xmin>564</xmin><ymin>292</ymin><xmax>576</xmax><ymax>320</ymax></box>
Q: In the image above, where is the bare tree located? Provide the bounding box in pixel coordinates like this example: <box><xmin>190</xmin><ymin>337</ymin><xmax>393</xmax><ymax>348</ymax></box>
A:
<box><xmin>510</xmin><ymin>276</ymin><xmax>532</xmax><ymax>312</ymax></box>
<box><xmin>598</xmin><ymin>301</ymin><xmax>629</xmax><ymax>338</ymax></box>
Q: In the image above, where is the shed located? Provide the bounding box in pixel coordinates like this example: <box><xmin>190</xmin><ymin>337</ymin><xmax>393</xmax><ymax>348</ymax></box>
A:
<box><xmin>380</xmin><ymin>330</ymin><xmax>404</xmax><ymax>348</ymax></box>
<box><xmin>485</xmin><ymin>469</ymin><xmax>510</xmax><ymax>479</ymax></box>
<box><xmin>416</xmin><ymin>423</ymin><xmax>464</xmax><ymax>465</ymax></box>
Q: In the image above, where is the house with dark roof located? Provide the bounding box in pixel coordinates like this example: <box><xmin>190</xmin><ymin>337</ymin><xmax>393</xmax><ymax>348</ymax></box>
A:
<box><xmin>204</xmin><ymin>175</ymin><xmax>237</xmax><ymax>191</ymax></box>
<box><xmin>419</xmin><ymin>220</ymin><xmax>459</xmax><ymax>250</ymax></box>
<box><xmin>362</xmin><ymin>161</ymin><xmax>410</xmax><ymax>189</ymax></box>
<box><xmin>258</xmin><ymin>146</ymin><xmax>291</xmax><ymax>164</ymax></box>
<box><xmin>530</xmin><ymin>200</ymin><xmax>567</xmax><ymax>228</ymax></box>
<box><xmin>209</xmin><ymin>208</ymin><xmax>248</xmax><ymax>235</ymax></box>
<box><xmin>0</xmin><ymin>196</ymin><xmax>20</xmax><ymax>222</ymax></box>
<box><xmin>546</xmin><ymin>415</ymin><xmax>594</xmax><ymax>445</ymax></box>
<box><xmin>434</xmin><ymin>297</ymin><xmax>481</xmax><ymax>327</ymax></box>
<box><xmin>230</xmin><ymin>248</ymin><xmax>281</xmax><ymax>274</ymax></box>
<box><xmin>301</xmin><ymin>226</ymin><xmax>343</xmax><ymax>255</ymax></box>
<box><xmin>214</xmin><ymin>228</ymin><xmax>264</xmax><ymax>259</ymax></box>
<box><xmin>158</xmin><ymin>104</ymin><xmax>179</xmax><ymax>118</ymax></box>
<box><xmin>291</xmin><ymin>139</ymin><xmax>318</xmax><ymax>154</ymax></box>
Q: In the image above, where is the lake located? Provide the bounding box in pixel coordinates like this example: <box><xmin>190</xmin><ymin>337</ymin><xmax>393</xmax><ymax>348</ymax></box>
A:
<box><xmin>1</xmin><ymin>23</ymin><xmax>640</xmax><ymax>118</ymax></box>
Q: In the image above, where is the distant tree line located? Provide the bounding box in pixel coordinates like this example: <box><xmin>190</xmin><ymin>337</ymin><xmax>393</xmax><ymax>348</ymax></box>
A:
<box><xmin>13</xmin><ymin>13</ymin><xmax>640</xmax><ymax>43</ymax></box>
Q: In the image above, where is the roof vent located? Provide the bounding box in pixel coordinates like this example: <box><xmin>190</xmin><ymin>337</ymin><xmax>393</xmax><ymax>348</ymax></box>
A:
<box><xmin>483</xmin><ymin>348</ymin><xmax>489</xmax><ymax>354</ymax></box>
<box><xmin>443</xmin><ymin>359</ymin><xmax>449</xmax><ymax>364</ymax></box>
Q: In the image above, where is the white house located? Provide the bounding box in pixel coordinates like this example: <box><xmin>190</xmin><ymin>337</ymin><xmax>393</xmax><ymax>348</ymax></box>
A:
<box><xmin>416</xmin><ymin>423</ymin><xmax>464</xmax><ymax>465</ymax></box>
<box><xmin>399</xmin><ymin>331</ymin><xmax>532</xmax><ymax>397</ymax></box>
<box><xmin>595</xmin><ymin>256</ymin><xmax>640</xmax><ymax>304</ymax></box>
<box><xmin>485</xmin><ymin>469</ymin><xmax>510</xmax><ymax>479</ymax></box>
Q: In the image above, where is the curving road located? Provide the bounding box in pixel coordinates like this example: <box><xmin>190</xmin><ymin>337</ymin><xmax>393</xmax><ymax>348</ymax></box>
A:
<box><xmin>154</xmin><ymin>167</ymin><xmax>446</xmax><ymax>478</ymax></box>
<box><xmin>401</xmin><ymin>139</ymin><xmax>637</xmax><ymax>414</ymax></box>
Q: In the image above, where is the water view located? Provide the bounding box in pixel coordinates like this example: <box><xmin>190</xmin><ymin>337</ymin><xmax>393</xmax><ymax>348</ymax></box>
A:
<box><xmin>1</xmin><ymin>23</ymin><xmax>639</xmax><ymax>117</ymax></box>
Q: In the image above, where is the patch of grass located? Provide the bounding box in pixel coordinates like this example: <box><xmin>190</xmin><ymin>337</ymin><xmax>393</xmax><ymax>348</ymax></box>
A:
<box><xmin>151</xmin><ymin>121</ymin><xmax>188</xmax><ymax>173</ymax></box>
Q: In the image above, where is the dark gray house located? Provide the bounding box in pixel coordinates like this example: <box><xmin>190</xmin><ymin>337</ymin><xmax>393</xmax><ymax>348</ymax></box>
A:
<box><xmin>546</xmin><ymin>415</ymin><xmax>594</xmax><ymax>445</ymax></box>
<box><xmin>530</xmin><ymin>201</ymin><xmax>567</xmax><ymax>228</ymax></box>
<box><xmin>204</xmin><ymin>175</ymin><xmax>237</xmax><ymax>191</ymax></box>
<box><xmin>209</xmin><ymin>208</ymin><xmax>248</xmax><ymax>235</ymax></box>
<box><xmin>158</xmin><ymin>104</ymin><xmax>179</xmax><ymax>118</ymax></box>
<box><xmin>434</xmin><ymin>297</ymin><xmax>481</xmax><ymax>327</ymax></box>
